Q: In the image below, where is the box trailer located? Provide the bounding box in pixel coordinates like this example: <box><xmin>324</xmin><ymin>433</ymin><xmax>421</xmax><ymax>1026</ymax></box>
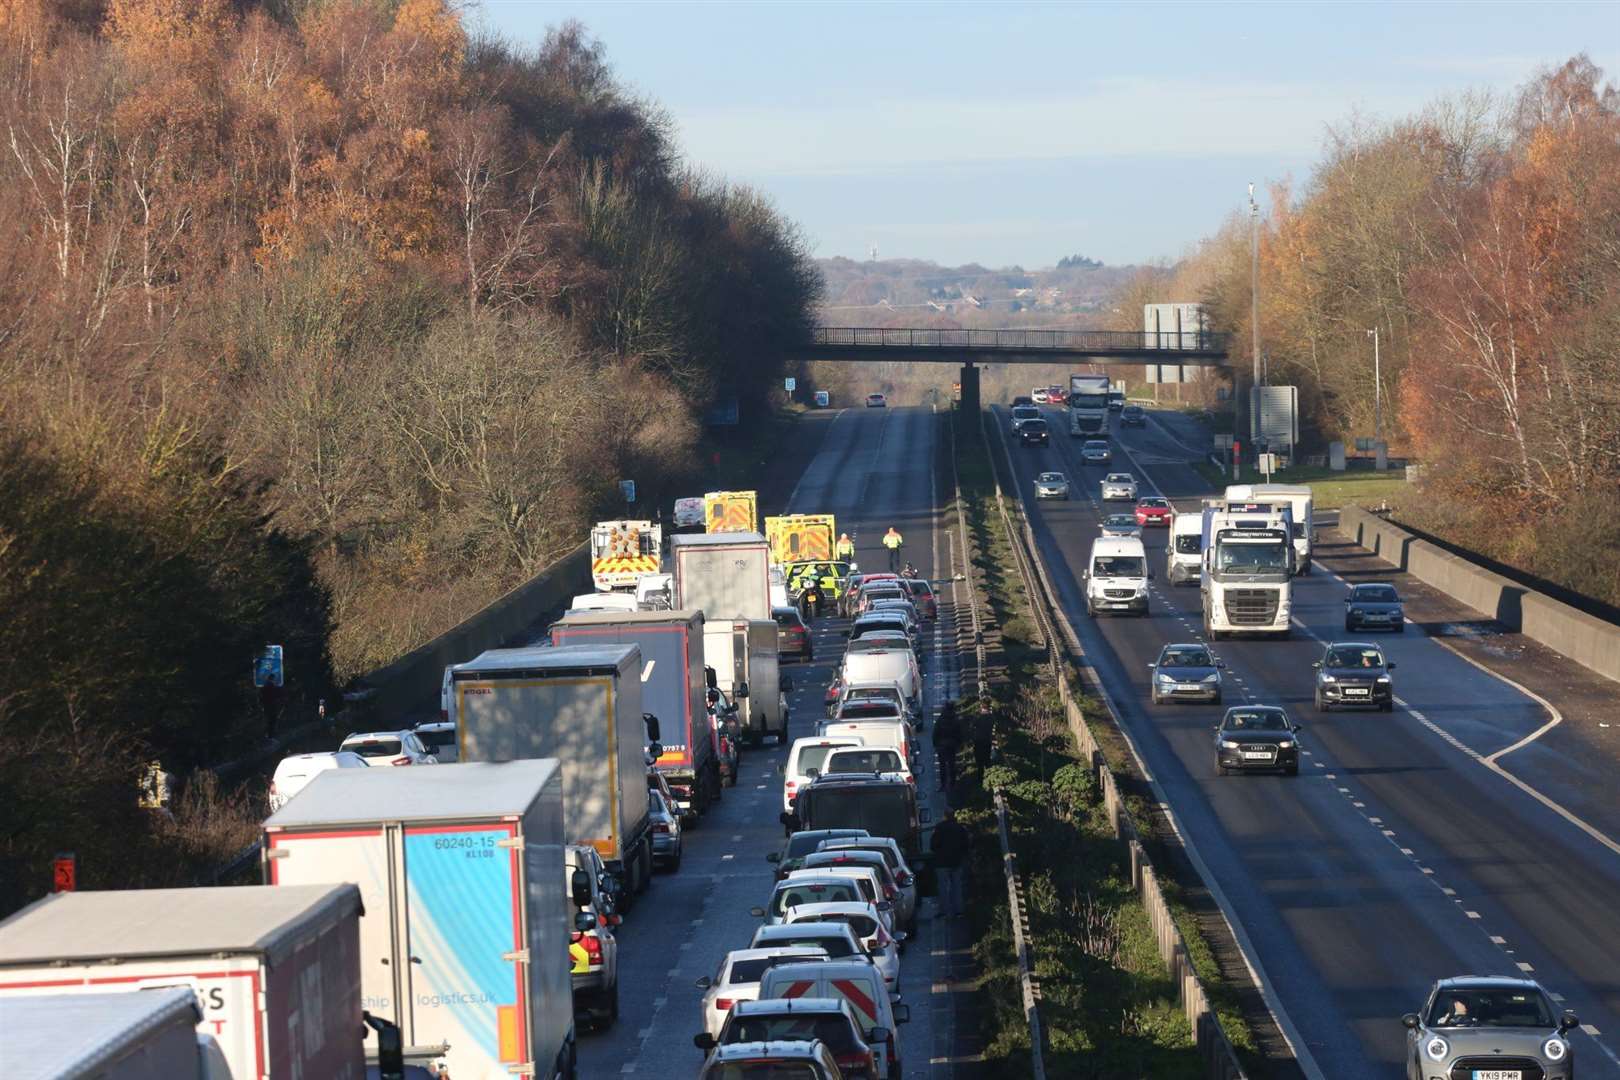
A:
<box><xmin>550</xmin><ymin>609</ymin><xmax>719</xmax><ymax>818</ymax></box>
<box><xmin>452</xmin><ymin>645</ymin><xmax>655</xmax><ymax>905</ymax></box>
<box><xmin>264</xmin><ymin>760</ymin><xmax>575</xmax><ymax>1080</ymax></box>
<box><xmin>671</xmin><ymin>532</ymin><xmax>773</xmax><ymax>623</ymax></box>
<box><xmin>0</xmin><ymin>885</ymin><xmax>364</xmax><ymax>1080</ymax></box>
<box><xmin>1</xmin><ymin>987</ymin><xmax>233</xmax><ymax>1080</ymax></box>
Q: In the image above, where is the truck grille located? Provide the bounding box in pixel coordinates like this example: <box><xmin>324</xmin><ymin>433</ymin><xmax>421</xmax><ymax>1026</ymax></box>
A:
<box><xmin>1448</xmin><ymin>1058</ymin><xmax>1543</xmax><ymax>1080</ymax></box>
<box><xmin>1226</xmin><ymin>588</ymin><xmax>1279</xmax><ymax>625</ymax></box>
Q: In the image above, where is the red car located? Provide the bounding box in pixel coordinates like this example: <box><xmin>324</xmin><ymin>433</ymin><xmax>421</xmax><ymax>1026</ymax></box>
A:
<box><xmin>1135</xmin><ymin>496</ymin><xmax>1173</xmax><ymax>526</ymax></box>
<box><xmin>902</xmin><ymin>577</ymin><xmax>938</xmax><ymax>620</ymax></box>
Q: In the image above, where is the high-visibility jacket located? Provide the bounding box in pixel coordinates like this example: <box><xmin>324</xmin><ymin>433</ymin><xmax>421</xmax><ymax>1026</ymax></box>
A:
<box><xmin>882</xmin><ymin>530</ymin><xmax>903</xmax><ymax>550</ymax></box>
<box><xmin>835</xmin><ymin>537</ymin><xmax>854</xmax><ymax>559</ymax></box>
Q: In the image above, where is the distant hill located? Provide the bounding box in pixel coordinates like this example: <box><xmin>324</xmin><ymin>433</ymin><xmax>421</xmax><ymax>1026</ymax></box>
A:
<box><xmin>816</xmin><ymin>255</ymin><xmax>1155</xmax><ymax>329</ymax></box>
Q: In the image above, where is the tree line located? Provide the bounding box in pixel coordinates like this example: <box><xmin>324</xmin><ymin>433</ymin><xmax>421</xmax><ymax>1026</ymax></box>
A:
<box><xmin>1119</xmin><ymin>56</ymin><xmax>1620</xmax><ymax>605</ymax></box>
<box><xmin>0</xmin><ymin>0</ymin><xmax>818</xmax><ymax>909</ymax></box>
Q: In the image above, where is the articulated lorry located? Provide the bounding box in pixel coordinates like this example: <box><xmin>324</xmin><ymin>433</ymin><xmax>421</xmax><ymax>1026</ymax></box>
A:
<box><xmin>0</xmin><ymin>884</ymin><xmax>366</xmax><ymax>1080</ymax></box>
<box><xmin>590</xmin><ymin>519</ymin><xmax>662</xmax><ymax>592</ymax></box>
<box><xmin>1200</xmin><ymin>500</ymin><xmax>1295</xmax><ymax>638</ymax></box>
<box><xmin>1225</xmin><ymin>483</ymin><xmax>1315</xmax><ymax>574</ymax></box>
<box><xmin>550</xmin><ymin>610</ymin><xmax>719</xmax><ymax>818</ymax></box>
<box><xmin>1068</xmin><ymin>374</ymin><xmax>1111</xmax><ymax>437</ymax></box>
<box><xmin>264</xmin><ymin>760</ymin><xmax>578</xmax><ymax>1080</ymax></box>
<box><xmin>673</xmin><ymin>532</ymin><xmax>785</xmax><ymax>744</ymax></box>
<box><xmin>451</xmin><ymin>645</ymin><xmax>656</xmax><ymax>908</ymax></box>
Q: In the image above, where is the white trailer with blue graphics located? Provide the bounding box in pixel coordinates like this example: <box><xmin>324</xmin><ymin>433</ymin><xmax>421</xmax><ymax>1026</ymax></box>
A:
<box><xmin>263</xmin><ymin>760</ymin><xmax>576</xmax><ymax>1080</ymax></box>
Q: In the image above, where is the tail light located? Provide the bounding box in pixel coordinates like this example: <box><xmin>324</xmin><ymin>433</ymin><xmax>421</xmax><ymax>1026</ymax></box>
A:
<box><xmin>897</xmin><ymin>871</ymin><xmax>913</xmax><ymax>887</ymax></box>
<box><xmin>715</xmin><ymin>998</ymin><xmax>735</xmax><ymax>1012</ymax></box>
<box><xmin>573</xmin><ymin>932</ymin><xmax>604</xmax><ymax>966</ymax></box>
<box><xmin>391</xmin><ymin>756</ymin><xmax>412</xmax><ymax>766</ymax></box>
<box><xmin>653</xmin><ymin>822</ymin><xmax>670</xmax><ymax>834</ymax></box>
<box><xmin>785</xmin><ymin>781</ymin><xmax>797</xmax><ymax>796</ymax></box>
<box><xmin>883</xmin><ymin>885</ymin><xmax>896</xmax><ymax>900</ymax></box>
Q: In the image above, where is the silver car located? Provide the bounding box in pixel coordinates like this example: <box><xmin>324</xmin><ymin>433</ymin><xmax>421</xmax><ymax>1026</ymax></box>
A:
<box><xmin>1101</xmin><ymin>473</ymin><xmax>1138</xmax><ymax>501</ymax></box>
<box><xmin>1346</xmin><ymin>582</ymin><xmax>1405</xmax><ymax>632</ymax></box>
<box><xmin>1403</xmin><ymin>976</ymin><xmax>1577</xmax><ymax>1080</ymax></box>
<box><xmin>1081</xmin><ymin>439</ymin><xmax>1112</xmax><ymax>464</ymax></box>
<box><xmin>1100</xmin><ymin>513</ymin><xmax>1141</xmax><ymax>538</ymax></box>
<box><xmin>1034</xmin><ymin>471</ymin><xmax>1070</xmax><ymax>499</ymax></box>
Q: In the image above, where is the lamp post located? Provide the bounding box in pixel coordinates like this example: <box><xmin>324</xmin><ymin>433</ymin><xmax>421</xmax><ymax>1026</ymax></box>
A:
<box><xmin>1366</xmin><ymin>327</ymin><xmax>1382</xmax><ymax>444</ymax></box>
<box><xmin>1249</xmin><ymin>184</ymin><xmax>1262</xmax><ymax>452</ymax></box>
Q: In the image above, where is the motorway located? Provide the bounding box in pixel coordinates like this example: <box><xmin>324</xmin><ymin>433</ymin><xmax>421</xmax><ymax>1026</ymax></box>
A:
<box><xmin>577</xmin><ymin>404</ymin><xmax>974</xmax><ymax>1077</ymax></box>
<box><xmin>994</xmin><ymin>400</ymin><xmax>1620</xmax><ymax>1079</ymax></box>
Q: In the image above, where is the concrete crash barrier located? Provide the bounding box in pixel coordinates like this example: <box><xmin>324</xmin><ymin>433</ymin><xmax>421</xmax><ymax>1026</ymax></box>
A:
<box><xmin>1339</xmin><ymin>506</ymin><xmax>1620</xmax><ymax>685</ymax></box>
<box><xmin>363</xmin><ymin>542</ymin><xmax>591</xmax><ymax>720</ymax></box>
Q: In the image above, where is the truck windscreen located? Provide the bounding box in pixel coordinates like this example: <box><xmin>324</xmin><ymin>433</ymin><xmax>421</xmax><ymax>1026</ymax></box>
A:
<box><xmin>1216</xmin><ymin>539</ymin><xmax>1289</xmax><ymax>572</ymax></box>
<box><xmin>1071</xmin><ymin>393</ymin><xmax>1108</xmax><ymax>410</ymax></box>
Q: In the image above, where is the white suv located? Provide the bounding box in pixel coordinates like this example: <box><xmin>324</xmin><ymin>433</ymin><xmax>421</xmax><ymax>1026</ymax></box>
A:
<box><xmin>268</xmin><ymin>751</ymin><xmax>368</xmax><ymax>811</ymax></box>
<box><xmin>1101</xmin><ymin>473</ymin><xmax>1138</xmax><ymax>501</ymax></box>
<box><xmin>338</xmin><ymin>730</ymin><xmax>437</xmax><ymax>766</ymax></box>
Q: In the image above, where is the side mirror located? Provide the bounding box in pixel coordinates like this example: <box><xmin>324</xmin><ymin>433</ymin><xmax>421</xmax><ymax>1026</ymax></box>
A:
<box><xmin>570</xmin><ymin>869</ymin><xmax>593</xmax><ymax>908</ymax></box>
<box><xmin>1080</xmin><ymin>569</ymin><xmax>1090</xmax><ymax>580</ymax></box>
<box><xmin>748</xmin><ymin>906</ymin><xmax>766</xmax><ymax>918</ymax></box>
<box><xmin>1147</xmin><ymin>664</ymin><xmax>1156</xmax><ymax>671</ymax></box>
<box><xmin>600</xmin><ymin>873</ymin><xmax>620</xmax><ymax>896</ymax></box>
<box><xmin>1400</xmin><ymin>1013</ymin><xmax>1420</xmax><ymax>1030</ymax></box>
<box><xmin>779</xmin><ymin>811</ymin><xmax>800</xmax><ymax>831</ymax></box>
<box><xmin>705</xmin><ymin>667</ymin><xmax>718</xmax><ymax>690</ymax></box>
<box><xmin>876</xmin><ymin>900</ymin><xmax>893</xmax><ymax>912</ymax></box>
<box><xmin>647</xmin><ymin>742</ymin><xmax>664</xmax><ymax>759</ymax></box>
<box><xmin>867</xmin><ymin>1026</ymin><xmax>891</xmax><ymax>1045</ymax></box>
<box><xmin>735</xmin><ymin>681</ymin><xmax>750</xmax><ymax>699</ymax></box>
<box><xmin>574</xmin><ymin>910</ymin><xmax>597</xmax><ymax>932</ymax></box>
<box><xmin>1311</xmin><ymin>661</ymin><xmax>1321</xmax><ymax>669</ymax></box>
<box><xmin>1148</xmin><ymin>570</ymin><xmax>1156</xmax><ymax>580</ymax></box>
<box><xmin>1211</xmin><ymin>724</ymin><xmax>1220</xmax><ymax>731</ymax></box>
<box><xmin>693</xmin><ymin>1032</ymin><xmax>717</xmax><ymax>1050</ymax></box>
<box><xmin>706</xmin><ymin>688</ymin><xmax>720</xmax><ymax>706</ymax></box>
<box><xmin>1386</xmin><ymin>662</ymin><xmax>1397</xmax><ymax>670</ymax></box>
<box><xmin>1559</xmin><ymin>1010</ymin><xmax>1579</xmax><ymax>1034</ymax></box>
<box><xmin>694</xmin><ymin>975</ymin><xmax>713</xmax><ymax>990</ymax></box>
<box><xmin>1292</xmin><ymin>724</ymin><xmax>1305</xmax><ymax>732</ymax></box>
<box><xmin>782</xmin><ymin>676</ymin><xmax>794</xmax><ymax>692</ymax></box>
<box><xmin>766</xmin><ymin>851</ymin><xmax>781</xmax><ymax>863</ymax></box>
<box><xmin>642</xmin><ymin>712</ymin><xmax>661</xmax><ymax>742</ymax></box>
<box><xmin>892</xmin><ymin>1003</ymin><xmax>911</xmax><ymax>1024</ymax></box>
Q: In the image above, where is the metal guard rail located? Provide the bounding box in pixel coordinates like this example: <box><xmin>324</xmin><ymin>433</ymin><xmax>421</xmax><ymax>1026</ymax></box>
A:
<box><xmin>814</xmin><ymin>326</ymin><xmax>1229</xmax><ymax>352</ymax></box>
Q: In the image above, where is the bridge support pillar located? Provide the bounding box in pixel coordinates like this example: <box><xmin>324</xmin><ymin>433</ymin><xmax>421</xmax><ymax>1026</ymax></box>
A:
<box><xmin>957</xmin><ymin>364</ymin><xmax>980</xmax><ymax>414</ymax></box>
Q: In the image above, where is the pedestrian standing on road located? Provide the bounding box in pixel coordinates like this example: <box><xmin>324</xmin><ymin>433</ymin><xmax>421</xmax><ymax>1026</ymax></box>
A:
<box><xmin>930</xmin><ymin>809</ymin><xmax>971</xmax><ymax>919</ymax></box>
<box><xmin>836</xmin><ymin>533</ymin><xmax>855</xmax><ymax>561</ymax></box>
<box><xmin>882</xmin><ymin>526</ymin><xmax>904</xmax><ymax>571</ymax></box>
<box><xmin>934</xmin><ymin>700</ymin><xmax>963</xmax><ymax>792</ymax></box>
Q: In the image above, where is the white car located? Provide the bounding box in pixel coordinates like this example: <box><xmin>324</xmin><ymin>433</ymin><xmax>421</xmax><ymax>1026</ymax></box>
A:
<box><xmin>1034</xmin><ymin>472</ymin><xmax>1070</xmax><ymax>499</ymax></box>
<box><xmin>413</xmin><ymin>720</ymin><xmax>458</xmax><ymax>763</ymax></box>
<box><xmin>782</xmin><ymin>901</ymin><xmax>901</xmax><ymax>988</ymax></box>
<box><xmin>338</xmin><ymin>730</ymin><xmax>437</xmax><ymax>767</ymax></box>
<box><xmin>802</xmin><ymin>846</ymin><xmax>914</xmax><ymax>937</ymax></box>
<box><xmin>268</xmin><ymin>751</ymin><xmax>368</xmax><ymax>811</ymax></box>
<box><xmin>752</xmin><ymin>872</ymin><xmax>868</xmax><ymax>925</ymax></box>
<box><xmin>782</xmin><ymin>736</ymin><xmax>865</xmax><ymax>814</ymax></box>
<box><xmin>815</xmin><ymin>837</ymin><xmax>919</xmax><ymax>935</ymax></box>
<box><xmin>1101</xmin><ymin>473</ymin><xmax>1138</xmax><ymax>501</ymax></box>
<box><xmin>694</xmin><ymin>947</ymin><xmax>830</xmax><ymax>1038</ymax></box>
<box><xmin>749</xmin><ymin>922</ymin><xmax>873</xmax><ymax>968</ymax></box>
<box><xmin>800</xmin><ymin>866</ymin><xmax>897</xmax><ymax>938</ymax></box>
<box><xmin>821</xmin><ymin>744</ymin><xmax>915</xmax><ymax>789</ymax></box>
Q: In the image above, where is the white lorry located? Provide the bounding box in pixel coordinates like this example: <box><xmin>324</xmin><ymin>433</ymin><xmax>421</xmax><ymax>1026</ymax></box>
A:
<box><xmin>0</xmin><ymin>988</ymin><xmax>233</xmax><ymax>1080</ymax></box>
<box><xmin>450</xmin><ymin>644</ymin><xmax>656</xmax><ymax>908</ymax></box>
<box><xmin>264</xmin><ymin>760</ymin><xmax>578</xmax><ymax>1080</ymax></box>
<box><xmin>1068</xmin><ymin>374</ymin><xmax>1111</xmax><ymax>438</ymax></box>
<box><xmin>0</xmin><ymin>884</ymin><xmax>366</xmax><ymax>1080</ymax></box>
<box><xmin>702</xmin><ymin>616</ymin><xmax>788</xmax><ymax>745</ymax></box>
<box><xmin>1225</xmin><ymin>483</ymin><xmax>1314</xmax><ymax>574</ymax></box>
<box><xmin>1200</xmin><ymin>501</ymin><xmax>1294</xmax><ymax>638</ymax></box>
<box><xmin>590</xmin><ymin>520</ymin><xmax>662</xmax><ymax>592</ymax></box>
<box><xmin>673</xmin><ymin>532</ymin><xmax>784</xmax><ymax>744</ymax></box>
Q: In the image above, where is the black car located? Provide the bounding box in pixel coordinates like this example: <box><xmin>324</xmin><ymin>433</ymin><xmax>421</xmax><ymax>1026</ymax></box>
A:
<box><xmin>1313</xmin><ymin>641</ymin><xmax>1395</xmax><ymax>712</ymax></box>
<box><xmin>1213</xmin><ymin>705</ymin><xmax>1301</xmax><ymax>775</ymax></box>
<box><xmin>1120</xmin><ymin>404</ymin><xmax>1147</xmax><ymax>427</ymax></box>
<box><xmin>1019</xmin><ymin>418</ymin><xmax>1050</xmax><ymax>446</ymax></box>
<box><xmin>1345</xmin><ymin>583</ymin><xmax>1405</xmax><ymax>632</ymax></box>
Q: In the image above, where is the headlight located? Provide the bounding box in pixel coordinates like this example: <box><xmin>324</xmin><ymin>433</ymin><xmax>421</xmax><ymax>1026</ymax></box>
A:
<box><xmin>1349</xmin><ymin>608</ymin><xmax>1363</xmax><ymax>616</ymax></box>
<box><xmin>1202</xmin><ymin>673</ymin><xmax>1220</xmax><ymax>684</ymax></box>
<box><xmin>1544</xmin><ymin>1036</ymin><xmax>1568</xmax><ymax>1061</ymax></box>
<box><xmin>1156</xmin><ymin>673</ymin><xmax>1174</xmax><ymax>685</ymax></box>
<box><xmin>1376</xmin><ymin>675</ymin><xmax>1391</xmax><ymax>684</ymax></box>
<box><xmin>1425</xmin><ymin>1035</ymin><xmax>1449</xmax><ymax>1062</ymax></box>
<box><xmin>1320</xmin><ymin>674</ymin><xmax>1336</xmax><ymax>684</ymax></box>
<box><xmin>1276</xmin><ymin>739</ymin><xmax>1294</xmax><ymax>748</ymax></box>
<box><xmin>1219</xmin><ymin>739</ymin><xmax>1239</xmax><ymax>749</ymax></box>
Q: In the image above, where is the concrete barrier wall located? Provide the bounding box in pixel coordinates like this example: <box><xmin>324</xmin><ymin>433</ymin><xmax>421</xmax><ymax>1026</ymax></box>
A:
<box><xmin>1338</xmin><ymin>507</ymin><xmax>1620</xmax><ymax>684</ymax></box>
<box><xmin>363</xmin><ymin>543</ymin><xmax>592</xmax><ymax>720</ymax></box>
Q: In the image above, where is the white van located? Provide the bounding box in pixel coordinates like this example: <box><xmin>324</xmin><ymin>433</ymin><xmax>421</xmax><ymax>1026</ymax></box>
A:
<box><xmin>816</xmin><ymin>720</ymin><xmax>915</xmax><ymax>772</ymax></box>
<box><xmin>841</xmin><ymin>648</ymin><xmax>920</xmax><ymax>711</ymax></box>
<box><xmin>783</xmin><ymin>736</ymin><xmax>865</xmax><ymax>813</ymax></box>
<box><xmin>1083</xmin><ymin>535</ymin><xmax>1152</xmax><ymax>616</ymax></box>
<box><xmin>1167</xmin><ymin>512</ymin><xmax>1203</xmax><ymax>585</ymax></box>
<box><xmin>268</xmin><ymin>751</ymin><xmax>368</xmax><ymax>811</ymax></box>
<box><xmin>758</xmin><ymin>960</ymin><xmax>909</xmax><ymax>1078</ymax></box>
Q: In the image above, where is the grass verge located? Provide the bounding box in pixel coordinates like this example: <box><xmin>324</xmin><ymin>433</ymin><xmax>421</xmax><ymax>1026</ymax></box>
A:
<box><xmin>1192</xmin><ymin>459</ymin><xmax>1410</xmax><ymax>510</ymax></box>
<box><xmin>951</xmin><ymin>406</ymin><xmax>1209</xmax><ymax>1077</ymax></box>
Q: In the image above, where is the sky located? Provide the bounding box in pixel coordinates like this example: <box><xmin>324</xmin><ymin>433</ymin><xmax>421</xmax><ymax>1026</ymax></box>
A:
<box><xmin>473</xmin><ymin>1</ymin><xmax>1618</xmax><ymax>269</ymax></box>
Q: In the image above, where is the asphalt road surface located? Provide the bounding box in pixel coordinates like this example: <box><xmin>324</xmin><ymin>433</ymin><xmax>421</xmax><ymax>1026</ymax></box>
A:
<box><xmin>993</xmin><ymin>401</ymin><xmax>1620</xmax><ymax>1079</ymax></box>
<box><xmin>577</xmin><ymin>403</ymin><xmax>974</xmax><ymax>1078</ymax></box>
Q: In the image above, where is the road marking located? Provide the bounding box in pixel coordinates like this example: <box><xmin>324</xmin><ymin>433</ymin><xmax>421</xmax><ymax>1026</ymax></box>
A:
<box><xmin>1490</xmin><ymin>936</ymin><xmax>1507</xmax><ymax>944</ymax></box>
<box><xmin>1516</xmin><ymin>961</ymin><xmax>1535</xmax><ymax>972</ymax></box>
<box><xmin>1465</xmin><ymin>910</ymin><xmax>1481</xmax><ymax>919</ymax></box>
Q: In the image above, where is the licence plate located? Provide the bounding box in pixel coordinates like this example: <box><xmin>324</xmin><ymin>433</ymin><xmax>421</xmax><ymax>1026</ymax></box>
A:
<box><xmin>1242</xmin><ymin>751</ymin><xmax>1273</xmax><ymax>760</ymax></box>
<box><xmin>1176</xmin><ymin>684</ymin><xmax>1205</xmax><ymax>692</ymax></box>
<box><xmin>1472</xmin><ymin>1071</ymin><xmax>1521</xmax><ymax>1080</ymax></box>
<box><xmin>1343</xmin><ymin>687</ymin><xmax>1369</xmax><ymax>696</ymax></box>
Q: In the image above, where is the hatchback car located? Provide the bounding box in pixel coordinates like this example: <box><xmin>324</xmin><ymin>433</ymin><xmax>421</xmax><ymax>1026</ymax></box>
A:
<box><xmin>1402</xmin><ymin>976</ymin><xmax>1577</xmax><ymax>1080</ymax></box>
<box><xmin>1010</xmin><ymin>405</ymin><xmax>1041</xmax><ymax>431</ymax></box>
<box><xmin>697</xmin><ymin>1039</ymin><xmax>843</xmax><ymax>1080</ymax></box>
<box><xmin>1081</xmin><ymin>439</ymin><xmax>1112</xmax><ymax>464</ymax></box>
<box><xmin>782</xmin><ymin>901</ymin><xmax>902</xmax><ymax>987</ymax></box>
<box><xmin>767</xmin><ymin>827</ymin><xmax>871</xmax><ymax>881</ymax></box>
<box><xmin>338</xmin><ymin>730</ymin><xmax>436</xmax><ymax>767</ymax></box>
<box><xmin>750</xmin><ymin>922</ymin><xmax>874</xmax><ymax>968</ymax></box>
<box><xmin>802</xmin><ymin>847</ymin><xmax>914</xmax><ymax>934</ymax></box>
<box><xmin>697</xmin><ymin>998</ymin><xmax>880</xmax><ymax>1080</ymax></box>
<box><xmin>774</xmin><ymin>606</ymin><xmax>813</xmax><ymax>661</ymax></box>
<box><xmin>1345</xmin><ymin>582</ymin><xmax>1405</xmax><ymax>632</ymax></box>
<box><xmin>1100</xmin><ymin>513</ymin><xmax>1142</xmax><ymax>538</ymax></box>
<box><xmin>1120</xmin><ymin>404</ymin><xmax>1147</xmax><ymax>427</ymax></box>
<box><xmin>900</xmin><ymin>577</ymin><xmax>938</xmax><ymax>620</ymax></box>
<box><xmin>1149</xmin><ymin>643</ymin><xmax>1223</xmax><ymax>705</ymax></box>
<box><xmin>1313</xmin><ymin>642</ymin><xmax>1395</xmax><ymax>712</ymax></box>
<box><xmin>694</xmin><ymin>948</ymin><xmax>832</xmax><ymax>1038</ymax></box>
<box><xmin>816</xmin><ymin>836</ymin><xmax>919</xmax><ymax>935</ymax></box>
<box><xmin>412</xmin><ymin>720</ymin><xmax>458</xmax><ymax>763</ymax></box>
<box><xmin>865</xmin><ymin>393</ymin><xmax>886</xmax><ymax>408</ymax></box>
<box><xmin>648</xmin><ymin>788</ymin><xmax>683</xmax><ymax>871</ymax></box>
<box><xmin>1034</xmin><ymin>472</ymin><xmax>1070</xmax><ymax>499</ymax></box>
<box><xmin>268</xmin><ymin>751</ymin><xmax>368</xmax><ymax>811</ymax></box>
<box><xmin>753</xmin><ymin>873</ymin><xmax>867</xmax><ymax>925</ymax></box>
<box><xmin>1134</xmin><ymin>496</ymin><xmax>1172</xmax><ymax>526</ymax></box>
<box><xmin>1018</xmin><ymin>418</ymin><xmax>1050</xmax><ymax>445</ymax></box>
<box><xmin>1101</xmin><ymin>473</ymin><xmax>1138</xmax><ymax>501</ymax></box>
<box><xmin>1213</xmin><ymin>705</ymin><xmax>1301</xmax><ymax>775</ymax></box>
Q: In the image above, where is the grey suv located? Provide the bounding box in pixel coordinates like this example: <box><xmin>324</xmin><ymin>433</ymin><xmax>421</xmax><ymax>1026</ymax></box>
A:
<box><xmin>1313</xmin><ymin>641</ymin><xmax>1395</xmax><ymax>712</ymax></box>
<box><xmin>1403</xmin><ymin>976</ymin><xmax>1577</xmax><ymax>1080</ymax></box>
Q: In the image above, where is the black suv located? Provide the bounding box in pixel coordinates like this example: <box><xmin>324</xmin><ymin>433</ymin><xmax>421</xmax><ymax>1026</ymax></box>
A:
<box><xmin>1019</xmin><ymin>418</ymin><xmax>1050</xmax><ymax>446</ymax></box>
<box><xmin>1120</xmin><ymin>404</ymin><xmax>1147</xmax><ymax>427</ymax></box>
<box><xmin>1313</xmin><ymin>641</ymin><xmax>1395</xmax><ymax>712</ymax></box>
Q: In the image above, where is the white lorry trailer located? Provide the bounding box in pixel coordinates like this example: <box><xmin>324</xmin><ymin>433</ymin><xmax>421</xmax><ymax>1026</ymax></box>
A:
<box><xmin>0</xmin><ymin>884</ymin><xmax>366</xmax><ymax>1080</ymax></box>
<box><xmin>1200</xmin><ymin>501</ymin><xmax>1294</xmax><ymax>638</ymax></box>
<box><xmin>263</xmin><ymin>760</ymin><xmax>577</xmax><ymax>1080</ymax></box>
<box><xmin>701</xmin><ymin>616</ymin><xmax>787</xmax><ymax>746</ymax></box>
<box><xmin>672</xmin><ymin>531</ymin><xmax>784</xmax><ymax>744</ymax></box>
<box><xmin>550</xmin><ymin>610</ymin><xmax>720</xmax><ymax>818</ymax></box>
<box><xmin>451</xmin><ymin>645</ymin><xmax>655</xmax><ymax>907</ymax></box>
<box><xmin>0</xmin><ymin>988</ymin><xmax>231</xmax><ymax>1080</ymax></box>
<box><xmin>1068</xmin><ymin>374</ymin><xmax>1111</xmax><ymax>438</ymax></box>
<box><xmin>1225</xmin><ymin>483</ymin><xmax>1315</xmax><ymax>574</ymax></box>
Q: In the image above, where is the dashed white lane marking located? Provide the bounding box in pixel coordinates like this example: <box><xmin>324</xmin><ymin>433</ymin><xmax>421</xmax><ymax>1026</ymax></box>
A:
<box><xmin>1517</xmin><ymin>961</ymin><xmax>1536</xmax><ymax>972</ymax></box>
<box><xmin>652</xmin><ymin>996</ymin><xmax>667</xmax><ymax>1008</ymax></box>
<box><xmin>1465</xmin><ymin>910</ymin><xmax>1482</xmax><ymax>919</ymax></box>
<box><xmin>1490</xmin><ymin>936</ymin><xmax>1507</xmax><ymax>944</ymax></box>
<box><xmin>1584</xmin><ymin>1024</ymin><xmax>1603</xmax><ymax>1036</ymax></box>
<box><xmin>731</xmin><ymin>834</ymin><xmax>743</xmax><ymax>841</ymax></box>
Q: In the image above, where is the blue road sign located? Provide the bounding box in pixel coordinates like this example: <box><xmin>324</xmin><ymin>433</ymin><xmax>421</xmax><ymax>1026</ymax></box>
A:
<box><xmin>254</xmin><ymin>645</ymin><xmax>284</xmax><ymax>688</ymax></box>
<box><xmin>619</xmin><ymin>480</ymin><xmax>636</xmax><ymax>503</ymax></box>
